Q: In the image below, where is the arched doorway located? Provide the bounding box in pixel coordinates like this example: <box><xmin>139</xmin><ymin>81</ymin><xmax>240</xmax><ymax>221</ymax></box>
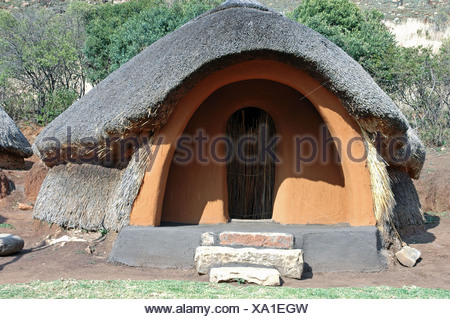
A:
<box><xmin>226</xmin><ymin>107</ymin><xmax>276</xmax><ymax>220</ymax></box>
<box><xmin>157</xmin><ymin>79</ymin><xmax>348</xmax><ymax>225</ymax></box>
<box><xmin>129</xmin><ymin>60</ymin><xmax>375</xmax><ymax>227</ymax></box>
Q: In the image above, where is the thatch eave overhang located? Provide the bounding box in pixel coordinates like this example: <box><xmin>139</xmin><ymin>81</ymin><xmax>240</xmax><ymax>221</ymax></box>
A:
<box><xmin>33</xmin><ymin>1</ymin><xmax>425</xmax><ymax>178</ymax></box>
<box><xmin>0</xmin><ymin>106</ymin><xmax>33</xmax><ymax>158</ymax></box>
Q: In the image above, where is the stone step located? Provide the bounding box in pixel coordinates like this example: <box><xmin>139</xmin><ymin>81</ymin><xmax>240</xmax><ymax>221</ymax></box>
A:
<box><xmin>210</xmin><ymin>266</ymin><xmax>281</xmax><ymax>286</ymax></box>
<box><xmin>201</xmin><ymin>231</ymin><xmax>295</xmax><ymax>249</ymax></box>
<box><xmin>219</xmin><ymin>231</ymin><xmax>294</xmax><ymax>249</ymax></box>
<box><xmin>194</xmin><ymin>246</ymin><xmax>304</xmax><ymax>279</ymax></box>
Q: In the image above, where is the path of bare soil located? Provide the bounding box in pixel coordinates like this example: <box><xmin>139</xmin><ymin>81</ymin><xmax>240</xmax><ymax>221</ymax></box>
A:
<box><xmin>0</xmin><ymin>126</ymin><xmax>449</xmax><ymax>288</ymax></box>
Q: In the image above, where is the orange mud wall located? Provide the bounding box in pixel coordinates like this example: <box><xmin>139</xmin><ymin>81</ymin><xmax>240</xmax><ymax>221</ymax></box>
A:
<box><xmin>129</xmin><ymin>60</ymin><xmax>375</xmax><ymax>227</ymax></box>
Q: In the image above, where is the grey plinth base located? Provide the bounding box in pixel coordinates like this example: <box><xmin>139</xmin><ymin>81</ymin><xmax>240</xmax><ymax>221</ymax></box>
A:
<box><xmin>109</xmin><ymin>222</ymin><xmax>387</xmax><ymax>273</ymax></box>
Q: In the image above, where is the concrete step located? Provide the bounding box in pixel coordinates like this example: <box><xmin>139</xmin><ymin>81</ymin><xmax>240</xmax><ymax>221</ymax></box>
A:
<box><xmin>111</xmin><ymin>224</ymin><xmax>386</xmax><ymax>273</ymax></box>
<box><xmin>194</xmin><ymin>246</ymin><xmax>304</xmax><ymax>279</ymax></box>
<box><xmin>210</xmin><ymin>266</ymin><xmax>281</xmax><ymax>286</ymax></box>
<box><xmin>201</xmin><ymin>231</ymin><xmax>294</xmax><ymax>249</ymax></box>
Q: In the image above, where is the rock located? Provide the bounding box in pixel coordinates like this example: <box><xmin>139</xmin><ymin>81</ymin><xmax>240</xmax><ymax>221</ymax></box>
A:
<box><xmin>18</xmin><ymin>203</ymin><xmax>33</xmax><ymax>210</ymax></box>
<box><xmin>201</xmin><ymin>232</ymin><xmax>218</xmax><ymax>246</ymax></box>
<box><xmin>0</xmin><ymin>234</ymin><xmax>25</xmax><ymax>256</ymax></box>
<box><xmin>210</xmin><ymin>267</ymin><xmax>281</xmax><ymax>286</ymax></box>
<box><xmin>0</xmin><ymin>170</ymin><xmax>10</xmax><ymax>199</ymax></box>
<box><xmin>219</xmin><ymin>231</ymin><xmax>294</xmax><ymax>249</ymax></box>
<box><xmin>24</xmin><ymin>161</ymin><xmax>49</xmax><ymax>201</ymax></box>
<box><xmin>194</xmin><ymin>246</ymin><xmax>304</xmax><ymax>279</ymax></box>
<box><xmin>396</xmin><ymin>246</ymin><xmax>421</xmax><ymax>267</ymax></box>
<box><xmin>47</xmin><ymin>235</ymin><xmax>86</xmax><ymax>246</ymax></box>
<box><xmin>85</xmin><ymin>246</ymin><xmax>94</xmax><ymax>254</ymax></box>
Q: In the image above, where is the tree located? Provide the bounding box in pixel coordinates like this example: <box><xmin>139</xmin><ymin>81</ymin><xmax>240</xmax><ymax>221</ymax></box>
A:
<box><xmin>83</xmin><ymin>0</ymin><xmax>220</xmax><ymax>84</ymax></box>
<box><xmin>289</xmin><ymin>0</ymin><xmax>449</xmax><ymax>147</ymax></box>
<box><xmin>0</xmin><ymin>5</ymin><xmax>88</xmax><ymax>123</ymax></box>
<box><xmin>108</xmin><ymin>0</ymin><xmax>220</xmax><ymax>73</ymax></box>
<box><xmin>83</xmin><ymin>0</ymin><xmax>162</xmax><ymax>84</ymax></box>
<box><xmin>289</xmin><ymin>0</ymin><xmax>399</xmax><ymax>88</ymax></box>
<box><xmin>388</xmin><ymin>42</ymin><xmax>449</xmax><ymax>146</ymax></box>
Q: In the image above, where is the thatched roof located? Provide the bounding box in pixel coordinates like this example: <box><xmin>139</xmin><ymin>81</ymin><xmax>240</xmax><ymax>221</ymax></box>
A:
<box><xmin>388</xmin><ymin>167</ymin><xmax>424</xmax><ymax>233</ymax></box>
<box><xmin>33</xmin><ymin>0</ymin><xmax>424</xmax><ymax>178</ymax></box>
<box><xmin>33</xmin><ymin>146</ymin><xmax>149</xmax><ymax>231</ymax></box>
<box><xmin>0</xmin><ymin>106</ymin><xmax>32</xmax><ymax>158</ymax></box>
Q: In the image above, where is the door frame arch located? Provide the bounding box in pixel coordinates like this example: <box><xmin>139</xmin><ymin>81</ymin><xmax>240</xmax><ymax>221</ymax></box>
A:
<box><xmin>129</xmin><ymin>60</ymin><xmax>375</xmax><ymax>226</ymax></box>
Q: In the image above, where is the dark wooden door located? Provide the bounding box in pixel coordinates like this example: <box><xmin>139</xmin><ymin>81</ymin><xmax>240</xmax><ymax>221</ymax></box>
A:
<box><xmin>226</xmin><ymin>107</ymin><xmax>276</xmax><ymax>220</ymax></box>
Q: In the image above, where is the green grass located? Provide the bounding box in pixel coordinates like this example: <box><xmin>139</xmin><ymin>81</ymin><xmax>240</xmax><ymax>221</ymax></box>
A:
<box><xmin>0</xmin><ymin>222</ymin><xmax>15</xmax><ymax>229</ymax></box>
<box><xmin>0</xmin><ymin>280</ymin><xmax>448</xmax><ymax>299</ymax></box>
<box><xmin>426</xmin><ymin>211</ymin><xmax>449</xmax><ymax>217</ymax></box>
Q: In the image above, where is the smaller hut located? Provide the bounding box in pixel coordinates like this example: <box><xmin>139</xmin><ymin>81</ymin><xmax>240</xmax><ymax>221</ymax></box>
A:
<box><xmin>0</xmin><ymin>106</ymin><xmax>33</xmax><ymax>169</ymax></box>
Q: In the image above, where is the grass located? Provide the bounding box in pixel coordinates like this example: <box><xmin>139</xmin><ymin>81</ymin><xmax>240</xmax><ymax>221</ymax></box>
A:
<box><xmin>0</xmin><ymin>280</ymin><xmax>449</xmax><ymax>299</ymax></box>
<box><xmin>427</xmin><ymin>212</ymin><xmax>449</xmax><ymax>217</ymax></box>
<box><xmin>0</xmin><ymin>222</ymin><xmax>15</xmax><ymax>229</ymax></box>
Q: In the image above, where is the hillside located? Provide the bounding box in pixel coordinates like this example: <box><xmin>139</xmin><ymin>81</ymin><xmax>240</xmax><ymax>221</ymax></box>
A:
<box><xmin>1</xmin><ymin>0</ymin><xmax>449</xmax><ymax>20</ymax></box>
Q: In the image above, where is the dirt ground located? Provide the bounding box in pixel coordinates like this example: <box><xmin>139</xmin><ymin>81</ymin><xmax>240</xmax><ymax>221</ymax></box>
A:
<box><xmin>0</xmin><ymin>125</ymin><xmax>449</xmax><ymax>288</ymax></box>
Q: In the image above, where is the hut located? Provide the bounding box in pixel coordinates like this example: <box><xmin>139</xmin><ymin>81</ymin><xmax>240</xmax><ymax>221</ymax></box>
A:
<box><xmin>32</xmin><ymin>0</ymin><xmax>425</xmax><ymax>272</ymax></box>
<box><xmin>0</xmin><ymin>106</ymin><xmax>33</xmax><ymax>169</ymax></box>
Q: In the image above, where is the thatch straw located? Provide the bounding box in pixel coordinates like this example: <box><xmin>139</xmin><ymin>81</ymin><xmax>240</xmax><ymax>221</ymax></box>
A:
<box><xmin>388</xmin><ymin>167</ymin><xmax>425</xmax><ymax>236</ymax></box>
<box><xmin>364</xmin><ymin>128</ymin><xmax>425</xmax><ymax>245</ymax></box>
<box><xmin>33</xmin><ymin>143</ymin><xmax>150</xmax><ymax>231</ymax></box>
<box><xmin>33</xmin><ymin>164</ymin><xmax>123</xmax><ymax>230</ymax></box>
<box><xmin>107</xmin><ymin>145</ymin><xmax>150</xmax><ymax>230</ymax></box>
<box><xmin>362</xmin><ymin>130</ymin><xmax>398</xmax><ymax>244</ymax></box>
<box><xmin>0</xmin><ymin>106</ymin><xmax>32</xmax><ymax>158</ymax></box>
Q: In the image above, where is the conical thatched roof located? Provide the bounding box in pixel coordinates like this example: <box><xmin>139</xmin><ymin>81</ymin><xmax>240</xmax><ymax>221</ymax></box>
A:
<box><xmin>33</xmin><ymin>0</ymin><xmax>425</xmax><ymax>177</ymax></box>
<box><xmin>32</xmin><ymin>0</ymin><xmax>426</xmax><ymax>235</ymax></box>
<box><xmin>0</xmin><ymin>106</ymin><xmax>32</xmax><ymax>158</ymax></box>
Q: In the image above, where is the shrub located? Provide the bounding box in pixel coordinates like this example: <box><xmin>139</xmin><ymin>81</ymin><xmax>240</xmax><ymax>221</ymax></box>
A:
<box><xmin>289</xmin><ymin>0</ymin><xmax>398</xmax><ymax>85</ymax></box>
<box><xmin>36</xmin><ymin>88</ymin><xmax>79</xmax><ymax>125</ymax></box>
<box><xmin>0</xmin><ymin>6</ymin><xmax>87</xmax><ymax>122</ymax></box>
<box><xmin>84</xmin><ymin>0</ymin><xmax>220</xmax><ymax>84</ymax></box>
<box><xmin>289</xmin><ymin>0</ymin><xmax>449</xmax><ymax>147</ymax></box>
<box><xmin>83</xmin><ymin>0</ymin><xmax>161</xmax><ymax>84</ymax></box>
<box><xmin>388</xmin><ymin>42</ymin><xmax>449</xmax><ymax>147</ymax></box>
